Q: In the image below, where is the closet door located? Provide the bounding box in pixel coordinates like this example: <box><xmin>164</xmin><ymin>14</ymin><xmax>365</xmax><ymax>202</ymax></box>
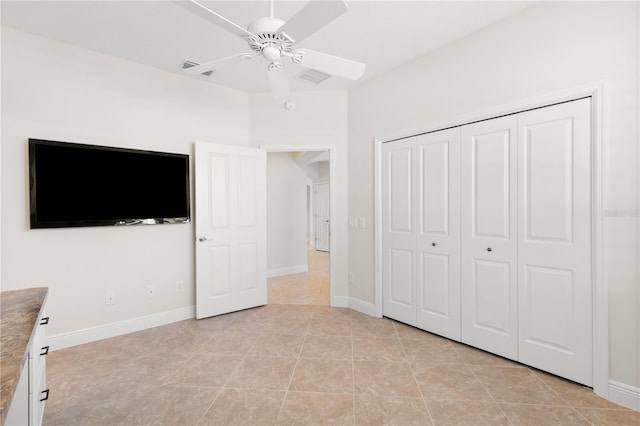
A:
<box><xmin>461</xmin><ymin>115</ymin><xmax>518</xmax><ymax>360</ymax></box>
<box><xmin>382</xmin><ymin>138</ymin><xmax>417</xmax><ymax>325</ymax></box>
<box><xmin>415</xmin><ymin>129</ymin><xmax>461</xmax><ymax>340</ymax></box>
<box><xmin>517</xmin><ymin>99</ymin><xmax>592</xmax><ymax>385</ymax></box>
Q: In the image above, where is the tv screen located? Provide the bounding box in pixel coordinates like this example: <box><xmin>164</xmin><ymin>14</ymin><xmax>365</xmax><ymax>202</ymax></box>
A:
<box><xmin>29</xmin><ymin>139</ymin><xmax>191</xmax><ymax>229</ymax></box>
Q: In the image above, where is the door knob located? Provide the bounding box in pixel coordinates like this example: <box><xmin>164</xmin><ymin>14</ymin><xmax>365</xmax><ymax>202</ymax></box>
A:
<box><xmin>432</xmin><ymin>242</ymin><xmax>437</xmax><ymax>247</ymax></box>
<box><xmin>198</xmin><ymin>236</ymin><xmax>213</xmax><ymax>242</ymax></box>
<box><xmin>487</xmin><ymin>247</ymin><xmax>492</xmax><ymax>252</ymax></box>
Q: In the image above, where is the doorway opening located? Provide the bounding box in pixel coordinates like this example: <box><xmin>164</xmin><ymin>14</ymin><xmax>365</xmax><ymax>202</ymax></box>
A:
<box><xmin>263</xmin><ymin>146</ymin><xmax>334</xmax><ymax>306</ymax></box>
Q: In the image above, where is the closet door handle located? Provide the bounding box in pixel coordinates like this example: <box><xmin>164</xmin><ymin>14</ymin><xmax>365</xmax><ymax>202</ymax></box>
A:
<box><xmin>487</xmin><ymin>247</ymin><xmax>492</xmax><ymax>252</ymax></box>
<box><xmin>431</xmin><ymin>242</ymin><xmax>437</xmax><ymax>247</ymax></box>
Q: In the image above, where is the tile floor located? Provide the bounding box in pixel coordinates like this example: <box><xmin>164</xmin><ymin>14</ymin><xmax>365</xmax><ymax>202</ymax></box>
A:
<box><xmin>267</xmin><ymin>247</ymin><xmax>329</xmax><ymax>305</ymax></box>
<box><xmin>43</xmin><ymin>305</ymin><xmax>638</xmax><ymax>425</ymax></box>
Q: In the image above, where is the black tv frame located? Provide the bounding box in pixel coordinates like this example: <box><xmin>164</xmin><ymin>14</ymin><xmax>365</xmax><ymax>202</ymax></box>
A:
<box><xmin>29</xmin><ymin>138</ymin><xmax>191</xmax><ymax>229</ymax></box>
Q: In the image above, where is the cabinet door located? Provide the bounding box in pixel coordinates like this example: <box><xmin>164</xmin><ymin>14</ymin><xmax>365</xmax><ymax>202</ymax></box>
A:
<box><xmin>517</xmin><ymin>98</ymin><xmax>592</xmax><ymax>386</ymax></box>
<box><xmin>382</xmin><ymin>138</ymin><xmax>417</xmax><ymax>325</ymax></box>
<box><xmin>461</xmin><ymin>115</ymin><xmax>518</xmax><ymax>360</ymax></box>
<box><xmin>415</xmin><ymin>129</ymin><xmax>461</xmax><ymax>340</ymax></box>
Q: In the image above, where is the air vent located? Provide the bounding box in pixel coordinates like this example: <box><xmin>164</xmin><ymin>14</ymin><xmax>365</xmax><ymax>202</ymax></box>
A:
<box><xmin>181</xmin><ymin>60</ymin><xmax>214</xmax><ymax>77</ymax></box>
<box><xmin>297</xmin><ymin>68</ymin><xmax>331</xmax><ymax>85</ymax></box>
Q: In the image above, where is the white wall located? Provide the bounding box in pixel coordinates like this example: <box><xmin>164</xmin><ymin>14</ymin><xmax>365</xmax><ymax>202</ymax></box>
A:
<box><xmin>348</xmin><ymin>1</ymin><xmax>639</xmax><ymax>390</ymax></box>
<box><xmin>249</xmin><ymin>91</ymin><xmax>348</xmax><ymax>299</ymax></box>
<box><xmin>266</xmin><ymin>152</ymin><xmax>308</xmax><ymax>276</ymax></box>
<box><xmin>1</xmin><ymin>27</ymin><xmax>249</xmax><ymax>337</ymax></box>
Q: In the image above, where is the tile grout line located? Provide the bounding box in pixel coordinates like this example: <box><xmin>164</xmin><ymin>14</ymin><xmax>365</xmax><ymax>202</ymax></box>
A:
<box><xmin>274</xmin><ymin>321</ymin><xmax>310</xmax><ymax>424</ymax></box>
<box><xmin>393</xmin><ymin>321</ymin><xmax>436</xmax><ymax>426</ymax></box>
<box><xmin>455</xmin><ymin>345</ymin><xmax>514</xmax><ymax>425</ymax></box>
<box><xmin>528</xmin><ymin>369</ymin><xmax>595</xmax><ymax>425</ymax></box>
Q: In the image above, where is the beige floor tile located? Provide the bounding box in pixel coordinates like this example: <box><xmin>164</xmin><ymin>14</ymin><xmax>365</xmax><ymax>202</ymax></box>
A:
<box><xmin>199</xmin><ymin>388</ymin><xmax>285</xmax><ymax>425</ymax></box>
<box><xmin>226</xmin><ymin>356</ymin><xmax>297</xmax><ymax>390</ymax></box>
<box><xmin>308</xmin><ymin>316</ymin><xmax>352</xmax><ymax>336</ymax></box>
<box><xmin>300</xmin><ymin>334</ymin><xmax>353</xmax><ymax>359</ymax></box>
<box><xmin>289</xmin><ymin>358</ymin><xmax>353</xmax><ymax>394</ymax></box>
<box><xmin>355</xmin><ymin>394</ymin><xmax>432</xmax><ymax>425</ymax></box>
<box><xmin>402</xmin><ymin>338</ymin><xmax>465</xmax><ymax>370</ymax></box>
<box><xmin>247</xmin><ymin>333</ymin><xmax>305</xmax><ymax>357</ymax></box>
<box><xmin>164</xmin><ymin>353</ymin><xmax>243</xmax><ymax>387</ymax></box>
<box><xmin>121</xmin><ymin>385</ymin><xmax>220</xmax><ymax>425</ymax></box>
<box><xmin>45</xmin><ymin>304</ymin><xmax>633</xmax><ymax>426</ymax></box>
<box><xmin>354</xmin><ymin>360</ymin><xmax>420</xmax><ymax>398</ymax></box>
<box><xmin>499</xmin><ymin>403</ymin><xmax>590</xmax><ymax>425</ymax></box>
<box><xmin>351</xmin><ymin>315</ymin><xmax>397</xmax><ymax>337</ymax></box>
<box><xmin>353</xmin><ymin>336</ymin><xmax>406</xmax><ymax>362</ymax></box>
<box><xmin>393</xmin><ymin>321</ymin><xmax>447</xmax><ymax>341</ymax></box>
<box><xmin>277</xmin><ymin>391</ymin><xmax>354</xmax><ymax>425</ymax></box>
<box><xmin>473</xmin><ymin>365</ymin><xmax>568</xmax><ymax>405</ymax></box>
<box><xmin>200</xmin><ymin>332</ymin><xmax>261</xmax><ymax>356</ymax></box>
<box><xmin>451</xmin><ymin>341</ymin><xmax>520</xmax><ymax>367</ymax></box>
<box><xmin>575</xmin><ymin>407</ymin><xmax>640</xmax><ymax>425</ymax></box>
<box><xmin>425</xmin><ymin>400</ymin><xmax>510</xmax><ymax>426</ymax></box>
<box><xmin>43</xmin><ymin>380</ymin><xmax>149</xmax><ymax>426</ymax></box>
<box><xmin>414</xmin><ymin>364</ymin><xmax>493</xmax><ymax>401</ymax></box>
<box><xmin>533</xmin><ymin>369</ymin><xmax>629</xmax><ymax>409</ymax></box>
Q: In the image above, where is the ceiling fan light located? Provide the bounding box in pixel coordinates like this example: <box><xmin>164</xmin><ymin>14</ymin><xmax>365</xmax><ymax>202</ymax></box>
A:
<box><xmin>263</xmin><ymin>46</ymin><xmax>281</xmax><ymax>62</ymax></box>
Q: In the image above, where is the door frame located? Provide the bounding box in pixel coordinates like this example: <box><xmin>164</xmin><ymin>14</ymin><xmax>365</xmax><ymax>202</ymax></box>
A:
<box><xmin>374</xmin><ymin>81</ymin><xmax>608</xmax><ymax>398</ymax></box>
<box><xmin>261</xmin><ymin>144</ymin><xmax>337</xmax><ymax>307</ymax></box>
<box><xmin>313</xmin><ymin>180</ymin><xmax>330</xmax><ymax>252</ymax></box>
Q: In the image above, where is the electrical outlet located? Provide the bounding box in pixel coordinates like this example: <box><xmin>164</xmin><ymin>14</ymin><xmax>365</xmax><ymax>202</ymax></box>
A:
<box><xmin>359</xmin><ymin>217</ymin><xmax>366</xmax><ymax>228</ymax></box>
<box><xmin>349</xmin><ymin>272</ymin><xmax>355</xmax><ymax>284</ymax></box>
<box><xmin>176</xmin><ymin>280</ymin><xmax>184</xmax><ymax>292</ymax></box>
<box><xmin>105</xmin><ymin>291</ymin><xmax>115</xmax><ymax>305</ymax></box>
<box><xmin>147</xmin><ymin>285</ymin><xmax>155</xmax><ymax>297</ymax></box>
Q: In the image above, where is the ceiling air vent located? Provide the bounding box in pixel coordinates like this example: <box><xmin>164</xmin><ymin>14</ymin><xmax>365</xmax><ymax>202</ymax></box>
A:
<box><xmin>297</xmin><ymin>68</ymin><xmax>331</xmax><ymax>85</ymax></box>
<box><xmin>181</xmin><ymin>60</ymin><xmax>214</xmax><ymax>77</ymax></box>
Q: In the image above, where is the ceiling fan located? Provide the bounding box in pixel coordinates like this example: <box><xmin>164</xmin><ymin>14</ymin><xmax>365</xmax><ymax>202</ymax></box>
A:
<box><xmin>174</xmin><ymin>0</ymin><xmax>366</xmax><ymax>98</ymax></box>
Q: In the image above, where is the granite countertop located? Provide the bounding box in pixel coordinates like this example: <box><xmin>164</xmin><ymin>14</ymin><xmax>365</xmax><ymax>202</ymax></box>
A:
<box><xmin>0</xmin><ymin>287</ymin><xmax>48</xmax><ymax>425</ymax></box>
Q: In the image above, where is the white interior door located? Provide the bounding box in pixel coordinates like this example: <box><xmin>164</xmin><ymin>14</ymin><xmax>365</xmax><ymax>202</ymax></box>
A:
<box><xmin>416</xmin><ymin>129</ymin><xmax>461</xmax><ymax>341</ymax></box>
<box><xmin>517</xmin><ymin>99</ymin><xmax>592</xmax><ymax>385</ymax></box>
<box><xmin>382</xmin><ymin>138</ymin><xmax>417</xmax><ymax>325</ymax></box>
<box><xmin>461</xmin><ymin>115</ymin><xmax>518</xmax><ymax>360</ymax></box>
<box><xmin>195</xmin><ymin>142</ymin><xmax>267</xmax><ymax>319</ymax></box>
<box><xmin>314</xmin><ymin>182</ymin><xmax>330</xmax><ymax>252</ymax></box>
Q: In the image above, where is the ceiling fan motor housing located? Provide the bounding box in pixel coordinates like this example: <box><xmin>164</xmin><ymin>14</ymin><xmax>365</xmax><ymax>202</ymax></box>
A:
<box><xmin>247</xmin><ymin>17</ymin><xmax>293</xmax><ymax>56</ymax></box>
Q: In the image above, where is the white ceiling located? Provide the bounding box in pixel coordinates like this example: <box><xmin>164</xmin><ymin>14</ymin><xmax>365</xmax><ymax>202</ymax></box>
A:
<box><xmin>1</xmin><ymin>1</ymin><xmax>534</xmax><ymax>94</ymax></box>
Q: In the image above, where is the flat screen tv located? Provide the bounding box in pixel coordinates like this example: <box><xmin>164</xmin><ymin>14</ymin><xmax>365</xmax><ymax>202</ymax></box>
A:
<box><xmin>29</xmin><ymin>139</ymin><xmax>191</xmax><ymax>229</ymax></box>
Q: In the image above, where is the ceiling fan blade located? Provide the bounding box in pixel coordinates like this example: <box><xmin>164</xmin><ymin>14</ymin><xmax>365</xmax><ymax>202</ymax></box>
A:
<box><xmin>182</xmin><ymin>53</ymin><xmax>258</xmax><ymax>75</ymax></box>
<box><xmin>267</xmin><ymin>67</ymin><xmax>290</xmax><ymax>99</ymax></box>
<box><xmin>276</xmin><ymin>0</ymin><xmax>348</xmax><ymax>43</ymax></box>
<box><xmin>295</xmin><ymin>49</ymin><xmax>366</xmax><ymax>80</ymax></box>
<box><xmin>173</xmin><ymin>0</ymin><xmax>257</xmax><ymax>39</ymax></box>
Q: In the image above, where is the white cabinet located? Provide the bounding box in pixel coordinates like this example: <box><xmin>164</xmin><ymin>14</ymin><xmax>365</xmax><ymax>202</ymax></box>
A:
<box><xmin>5</xmin><ymin>304</ymin><xmax>49</xmax><ymax>426</ymax></box>
<box><xmin>382</xmin><ymin>98</ymin><xmax>593</xmax><ymax>386</ymax></box>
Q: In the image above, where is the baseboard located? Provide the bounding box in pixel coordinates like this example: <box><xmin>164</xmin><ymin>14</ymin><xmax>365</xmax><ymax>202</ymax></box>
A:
<box><xmin>348</xmin><ymin>297</ymin><xmax>377</xmax><ymax>317</ymax></box>
<box><xmin>609</xmin><ymin>380</ymin><xmax>640</xmax><ymax>411</ymax></box>
<box><xmin>267</xmin><ymin>264</ymin><xmax>308</xmax><ymax>278</ymax></box>
<box><xmin>46</xmin><ymin>305</ymin><xmax>195</xmax><ymax>351</ymax></box>
<box><xmin>331</xmin><ymin>295</ymin><xmax>349</xmax><ymax>308</ymax></box>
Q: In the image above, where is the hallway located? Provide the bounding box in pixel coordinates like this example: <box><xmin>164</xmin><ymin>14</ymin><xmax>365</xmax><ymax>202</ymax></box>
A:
<box><xmin>268</xmin><ymin>247</ymin><xmax>329</xmax><ymax>305</ymax></box>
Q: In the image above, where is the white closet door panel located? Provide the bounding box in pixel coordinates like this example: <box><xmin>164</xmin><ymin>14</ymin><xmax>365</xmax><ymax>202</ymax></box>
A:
<box><xmin>382</xmin><ymin>138</ymin><xmax>417</xmax><ymax>325</ymax></box>
<box><xmin>415</xmin><ymin>129</ymin><xmax>461</xmax><ymax>340</ymax></box>
<box><xmin>518</xmin><ymin>98</ymin><xmax>592</xmax><ymax>386</ymax></box>
<box><xmin>461</xmin><ymin>115</ymin><xmax>518</xmax><ymax>359</ymax></box>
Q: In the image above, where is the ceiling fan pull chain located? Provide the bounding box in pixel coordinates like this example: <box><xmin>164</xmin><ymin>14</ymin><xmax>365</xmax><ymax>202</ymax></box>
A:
<box><xmin>269</xmin><ymin>0</ymin><xmax>274</xmax><ymax>19</ymax></box>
